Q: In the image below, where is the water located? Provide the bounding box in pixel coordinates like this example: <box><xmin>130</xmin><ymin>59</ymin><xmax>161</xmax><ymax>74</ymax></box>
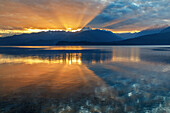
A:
<box><xmin>0</xmin><ymin>46</ymin><xmax>170</xmax><ymax>113</ymax></box>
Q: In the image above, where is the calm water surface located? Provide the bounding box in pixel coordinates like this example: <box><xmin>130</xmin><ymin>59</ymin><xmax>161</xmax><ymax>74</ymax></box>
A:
<box><xmin>0</xmin><ymin>46</ymin><xmax>170</xmax><ymax>113</ymax></box>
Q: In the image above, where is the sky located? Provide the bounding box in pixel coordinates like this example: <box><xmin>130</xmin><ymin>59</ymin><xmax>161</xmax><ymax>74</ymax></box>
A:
<box><xmin>0</xmin><ymin>0</ymin><xmax>170</xmax><ymax>37</ymax></box>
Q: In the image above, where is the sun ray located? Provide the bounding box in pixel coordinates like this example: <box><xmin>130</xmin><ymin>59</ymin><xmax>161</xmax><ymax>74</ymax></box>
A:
<box><xmin>0</xmin><ymin>0</ymin><xmax>111</xmax><ymax>36</ymax></box>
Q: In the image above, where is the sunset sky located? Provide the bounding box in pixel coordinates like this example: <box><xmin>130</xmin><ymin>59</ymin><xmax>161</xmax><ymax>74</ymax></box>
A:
<box><xmin>0</xmin><ymin>0</ymin><xmax>170</xmax><ymax>37</ymax></box>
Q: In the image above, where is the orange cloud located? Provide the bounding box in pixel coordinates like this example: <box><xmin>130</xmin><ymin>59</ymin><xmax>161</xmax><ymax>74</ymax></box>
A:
<box><xmin>0</xmin><ymin>0</ymin><xmax>110</xmax><ymax>33</ymax></box>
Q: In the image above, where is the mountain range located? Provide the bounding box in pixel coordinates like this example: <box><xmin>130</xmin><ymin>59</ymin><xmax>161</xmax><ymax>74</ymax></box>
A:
<box><xmin>0</xmin><ymin>30</ymin><xmax>122</xmax><ymax>46</ymax></box>
<box><xmin>113</xmin><ymin>31</ymin><xmax>170</xmax><ymax>45</ymax></box>
<box><xmin>0</xmin><ymin>26</ymin><xmax>170</xmax><ymax>45</ymax></box>
<box><xmin>116</xmin><ymin>25</ymin><xmax>169</xmax><ymax>39</ymax></box>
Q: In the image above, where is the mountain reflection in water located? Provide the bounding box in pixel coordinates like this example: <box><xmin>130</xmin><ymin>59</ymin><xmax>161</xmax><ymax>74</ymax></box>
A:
<box><xmin>0</xmin><ymin>46</ymin><xmax>169</xmax><ymax>113</ymax></box>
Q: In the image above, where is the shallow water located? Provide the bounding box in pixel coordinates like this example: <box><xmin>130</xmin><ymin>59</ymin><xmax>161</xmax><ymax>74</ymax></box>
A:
<box><xmin>0</xmin><ymin>46</ymin><xmax>170</xmax><ymax>113</ymax></box>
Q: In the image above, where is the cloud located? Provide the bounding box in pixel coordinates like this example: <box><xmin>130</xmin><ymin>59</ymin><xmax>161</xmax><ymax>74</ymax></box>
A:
<box><xmin>0</xmin><ymin>0</ymin><xmax>111</xmax><ymax>31</ymax></box>
<box><xmin>0</xmin><ymin>0</ymin><xmax>169</xmax><ymax>34</ymax></box>
<box><xmin>88</xmin><ymin>0</ymin><xmax>170</xmax><ymax>31</ymax></box>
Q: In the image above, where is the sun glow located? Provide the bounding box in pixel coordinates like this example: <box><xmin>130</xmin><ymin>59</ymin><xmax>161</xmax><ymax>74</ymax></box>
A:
<box><xmin>111</xmin><ymin>30</ymin><xmax>141</xmax><ymax>33</ymax></box>
<box><xmin>0</xmin><ymin>28</ymin><xmax>84</xmax><ymax>37</ymax></box>
<box><xmin>0</xmin><ymin>0</ymin><xmax>110</xmax><ymax>37</ymax></box>
<box><xmin>91</xmin><ymin>28</ymin><xmax>141</xmax><ymax>33</ymax></box>
<box><xmin>66</xmin><ymin>28</ymin><xmax>82</xmax><ymax>32</ymax></box>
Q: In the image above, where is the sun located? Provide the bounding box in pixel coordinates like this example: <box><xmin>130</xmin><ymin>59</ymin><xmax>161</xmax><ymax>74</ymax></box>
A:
<box><xmin>66</xmin><ymin>28</ymin><xmax>82</xmax><ymax>32</ymax></box>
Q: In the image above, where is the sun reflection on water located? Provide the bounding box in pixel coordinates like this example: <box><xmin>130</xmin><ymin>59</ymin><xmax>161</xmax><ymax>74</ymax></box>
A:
<box><xmin>112</xmin><ymin>48</ymin><xmax>140</xmax><ymax>62</ymax></box>
<box><xmin>0</xmin><ymin>47</ymin><xmax>141</xmax><ymax>65</ymax></box>
<box><xmin>0</xmin><ymin>53</ymin><xmax>82</xmax><ymax>65</ymax></box>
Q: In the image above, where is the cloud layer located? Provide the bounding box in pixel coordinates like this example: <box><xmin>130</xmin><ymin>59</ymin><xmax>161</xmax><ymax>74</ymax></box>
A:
<box><xmin>0</xmin><ymin>0</ymin><xmax>169</xmax><ymax>35</ymax></box>
<box><xmin>88</xmin><ymin>0</ymin><xmax>170</xmax><ymax>32</ymax></box>
<box><xmin>0</xmin><ymin>0</ymin><xmax>110</xmax><ymax>30</ymax></box>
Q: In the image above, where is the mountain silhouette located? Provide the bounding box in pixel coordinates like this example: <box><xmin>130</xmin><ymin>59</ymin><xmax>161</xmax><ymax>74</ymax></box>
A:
<box><xmin>0</xmin><ymin>30</ymin><xmax>122</xmax><ymax>46</ymax></box>
<box><xmin>114</xmin><ymin>31</ymin><xmax>170</xmax><ymax>45</ymax></box>
<box><xmin>117</xmin><ymin>25</ymin><xmax>169</xmax><ymax>39</ymax></box>
<box><xmin>0</xmin><ymin>28</ymin><xmax>169</xmax><ymax>46</ymax></box>
<box><xmin>161</xmin><ymin>27</ymin><xmax>170</xmax><ymax>33</ymax></box>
